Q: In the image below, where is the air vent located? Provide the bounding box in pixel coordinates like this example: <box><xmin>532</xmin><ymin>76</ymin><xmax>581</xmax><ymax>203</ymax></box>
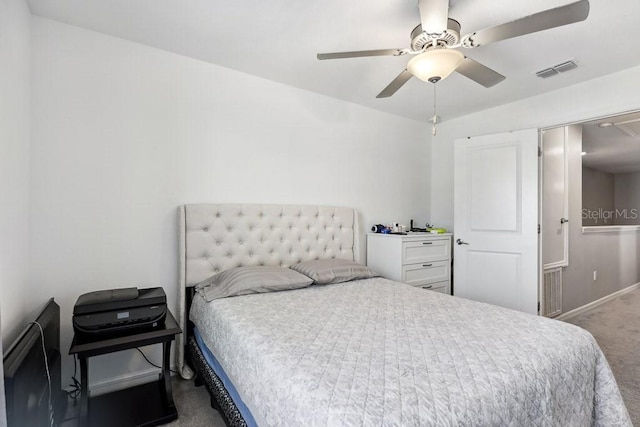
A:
<box><xmin>536</xmin><ymin>60</ymin><xmax>578</xmax><ymax>78</ymax></box>
<box><xmin>554</xmin><ymin>60</ymin><xmax>577</xmax><ymax>73</ymax></box>
<box><xmin>536</xmin><ymin>68</ymin><xmax>559</xmax><ymax>79</ymax></box>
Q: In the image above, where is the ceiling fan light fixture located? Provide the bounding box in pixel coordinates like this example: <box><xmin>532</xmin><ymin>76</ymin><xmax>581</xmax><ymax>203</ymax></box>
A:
<box><xmin>407</xmin><ymin>48</ymin><xmax>464</xmax><ymax>83</ymax></box>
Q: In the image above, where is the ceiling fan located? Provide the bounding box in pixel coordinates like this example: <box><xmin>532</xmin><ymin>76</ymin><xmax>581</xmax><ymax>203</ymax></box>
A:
<box><xmin>317</xmin><ymin>0</ymin><xmax>590</xmax><ymax>98</ymax></box>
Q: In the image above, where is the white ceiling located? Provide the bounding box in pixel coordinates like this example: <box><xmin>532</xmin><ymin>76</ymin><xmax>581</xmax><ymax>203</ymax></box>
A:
<box><xmin>582</xmin><ymin>111</ymin><xmax>640</xmax><ymax>174</ymax></box>
<box><xmin>26</xmin><ymin>0</ymin><xmax>640</xmax><ymax>122</ymax></box>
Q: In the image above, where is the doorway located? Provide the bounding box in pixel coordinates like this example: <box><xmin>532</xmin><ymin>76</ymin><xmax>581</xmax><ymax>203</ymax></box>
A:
<box><xmin>540</xmin><ymin>111</ymin><xmax>640</xmax><ymax>317</ymax></box>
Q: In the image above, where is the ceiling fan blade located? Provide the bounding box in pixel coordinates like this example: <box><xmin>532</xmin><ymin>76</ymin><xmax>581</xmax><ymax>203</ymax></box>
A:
<box><xmin>376</xmin><ymin>69</ymin><xmax>414</xmax><ymax>98</ymax></box>
<box><xmin>464</xmin><ymin>0</ymin><xmax>589</xmax><ymax>47</ymax></box>
<box><xmin>456</xmin><ymin>57</ymin><xmax>505</xmax><ymax>88</ymax></box>
<box><xmin>317</xmin><ymin>49</ymin><xmax>406</xmax><ymax>60</ymax></box>
<box><xmin>418</xmin><ymin>0</ymin><xmax>450</xmax><ymax>34</ymax></box>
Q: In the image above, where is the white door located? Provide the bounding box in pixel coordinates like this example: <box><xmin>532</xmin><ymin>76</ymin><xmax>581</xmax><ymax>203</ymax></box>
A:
<box><xmin>541</xmin><ymin>127</ymin><xmax>569</xmax><ymax>269</ymax></box>
<box><xmin>453</xmin><ymin>129</ymin><xmax>539</xmax><ymax>314</ymax></box>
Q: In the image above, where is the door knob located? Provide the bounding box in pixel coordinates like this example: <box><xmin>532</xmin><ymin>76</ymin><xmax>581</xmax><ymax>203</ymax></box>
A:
<box><xmin>456</xmin><ymin>239</ymin><xmax>469</xmax><ymax>245</ymax></box>
<box><xmin>560</xmin><ymin>218</ymin><xmax>569</xmax><ymax>224</ymax></box>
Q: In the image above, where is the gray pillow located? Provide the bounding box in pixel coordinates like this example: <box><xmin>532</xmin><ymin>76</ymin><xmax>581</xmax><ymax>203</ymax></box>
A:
<box><xmin>290</xmin><ymin>258</ymin><xmax>379</xmax><ymax>285</ymax></box>
<box><xmin>195</xmin><ymin>266</ymin><xmax>313</xmax><ymax>302</ymax></box>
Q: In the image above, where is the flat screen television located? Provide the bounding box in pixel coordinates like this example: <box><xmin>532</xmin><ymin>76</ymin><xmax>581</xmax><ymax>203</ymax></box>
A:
<box><xmin>3</xmin><ymin>298</ymin><xmax>63</xmax><ymax>427</ymax></box>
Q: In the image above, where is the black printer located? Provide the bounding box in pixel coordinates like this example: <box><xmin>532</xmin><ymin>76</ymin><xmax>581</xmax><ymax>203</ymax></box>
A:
<box><xmin>73</xmin><ymin>287</ymin><xmax>167</xmax><ymax>337</ymax></box>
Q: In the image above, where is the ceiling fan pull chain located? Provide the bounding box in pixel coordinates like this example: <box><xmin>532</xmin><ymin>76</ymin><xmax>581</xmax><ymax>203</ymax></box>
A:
<box><xmin>432</xmin><ymin>83</ymin><xmax>438</xmax><ymax>136</ymax></box>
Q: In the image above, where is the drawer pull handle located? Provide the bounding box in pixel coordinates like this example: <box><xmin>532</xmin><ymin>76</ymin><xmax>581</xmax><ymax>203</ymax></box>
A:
<box><xmin>422</xmin><ymin>264</ymin><xmax>433</xmax><ymax>267</ymax></box>
<box><xmin>423</xmin><ymin>285</ymin><xmax>433</xmax><ymax>289</ymax></box>
<box><xmin>422</xmin><ymin>242</ymin><xmax>433</xmax><ymax>245</ymax></box>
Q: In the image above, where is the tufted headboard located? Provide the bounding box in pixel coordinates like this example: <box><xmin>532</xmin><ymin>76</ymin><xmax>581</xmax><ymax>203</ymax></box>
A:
<box><xmin>175</xmin><ymin>203</ymin><xmax>360</xmax><ymax>377</ymax></box>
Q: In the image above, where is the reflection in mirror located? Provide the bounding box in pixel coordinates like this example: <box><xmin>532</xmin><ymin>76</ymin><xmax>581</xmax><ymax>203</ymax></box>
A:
<box><xmin>582</xmin><ymin>111</ymin><xmax>640</xmax><ymax>226</ymax></box>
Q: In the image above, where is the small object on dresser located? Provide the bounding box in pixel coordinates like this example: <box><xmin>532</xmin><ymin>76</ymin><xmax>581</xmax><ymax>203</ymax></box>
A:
<box><xmin>409</xmin><ymin>219</ymin><xmax>428</xmax><ymax>232</ymax></box>
<box><xmin>371</xmin><ymin>224</ymin><xmax>388</xmax><ymax>233</ymax></box>
<box><xmin>427</xmin><ymin>227</ymin><xmax>448</xmax><ymax>234</ymax></box>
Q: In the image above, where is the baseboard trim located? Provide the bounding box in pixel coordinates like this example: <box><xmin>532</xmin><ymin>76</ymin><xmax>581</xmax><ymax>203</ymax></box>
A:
<box><xmin>64</xmin><ymin>366</ymin><xmax>178</xmax><ymax>397</ymax></box>
<box><xmin>555</xmin><ymin>282</ymin><xmax>640</xmax><ymax>321</ymax></box>
<box><xmin>88</xmin><ymin>367</ymin><xmax>160</xmax><ymax>397</ymax></box>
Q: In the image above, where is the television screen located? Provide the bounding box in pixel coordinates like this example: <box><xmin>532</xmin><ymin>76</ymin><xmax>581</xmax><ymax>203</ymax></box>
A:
<box><xmin>3</xmin><ymin>298</ymin><xmax>63</xmax><ymax>427</ymax></box>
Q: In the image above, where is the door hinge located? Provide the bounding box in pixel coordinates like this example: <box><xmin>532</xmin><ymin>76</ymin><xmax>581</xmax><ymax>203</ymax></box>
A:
<box><xmin>538</xmin><ymin>146</ymin><xmax>542</xmax><ymax>157</ymax></box>
<box><xmin>538</xmin><ymin>301</ymin><xmax>541</xmax><ymax>313</ymax></box>
<box><xmin>538</xmin><ymin>224</ymin><xmax>541</xmax><ymax>234</ymax></box>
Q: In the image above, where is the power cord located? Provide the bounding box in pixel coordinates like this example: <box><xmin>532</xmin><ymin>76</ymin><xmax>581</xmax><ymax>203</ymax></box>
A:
<box><xmin>68</xmin><ymin>353</ymin><xmax>81</xmax><ymax>400</ymax></box>
<box><xmin>29</xmin><ymin>321</ymin><xmax>54</xmax><ymax>427</ymax></box>
<box><xmin>136</xmin><ymin>347</ymin><xmax>180</xmax><ymax>375</ymax></box>
<box><xmin>66</xmin><ymin>347</ymin><xmax>177</xmax><ymax>403</ymax></box>
<box><xmin>63</xmin><ymin>346</ymin><xmax>177</xmax><ymax>419</ymax></box>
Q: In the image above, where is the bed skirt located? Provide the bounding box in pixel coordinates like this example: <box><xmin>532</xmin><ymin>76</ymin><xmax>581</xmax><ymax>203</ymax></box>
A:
<box><xmin>187</xmin><ymin>335</ymin><xmax>247</xmax><ymax>427</ymax></box>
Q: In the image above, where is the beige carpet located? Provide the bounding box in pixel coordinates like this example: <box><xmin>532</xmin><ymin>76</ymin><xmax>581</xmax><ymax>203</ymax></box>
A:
<box><xmin>167</xmin><ymin>289</ymin><xmax>640</xmax><ymax>426</ymax></box>
<box><xmin>167</xmin><ymin>377</ymin><xmax>226</xmax><ymax>427</ymax></box>
<box><xmin>563</xmin><ymin>287</ymin><xmax>640</xmax><ymax>426</ymax></box>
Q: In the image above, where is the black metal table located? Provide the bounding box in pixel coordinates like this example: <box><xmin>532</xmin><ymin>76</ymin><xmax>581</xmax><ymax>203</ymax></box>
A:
<box><xmin>69</xmin><ymin>309</ymin><xmax>181</xmax><ymax>427</ymax></box>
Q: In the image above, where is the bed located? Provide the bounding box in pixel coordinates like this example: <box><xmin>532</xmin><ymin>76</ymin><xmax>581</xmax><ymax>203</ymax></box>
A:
<box><xmin>175</xmin><ymin>203</ymin><xmax>631</xmax><ymax>426</ymax></box>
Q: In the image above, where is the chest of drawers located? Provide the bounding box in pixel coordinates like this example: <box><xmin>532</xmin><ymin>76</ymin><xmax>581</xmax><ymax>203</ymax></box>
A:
<box><xmin>366</xmin><ymin>233</ymin><xmax>452</xmax><ymax>294</ymax></box>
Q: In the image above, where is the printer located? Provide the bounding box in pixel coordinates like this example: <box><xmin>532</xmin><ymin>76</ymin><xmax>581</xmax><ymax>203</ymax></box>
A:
<box><xmin>73</xmin><ymin>287</ymin><xmax>167</xmax><ymax>337</ymax></box>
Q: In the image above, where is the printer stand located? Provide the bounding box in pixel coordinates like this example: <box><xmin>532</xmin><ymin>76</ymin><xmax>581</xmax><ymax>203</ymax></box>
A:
<box><xmin>69</xmin><ymin>310</ymin><xmax>181</xmax><ymax>427</ymax></box>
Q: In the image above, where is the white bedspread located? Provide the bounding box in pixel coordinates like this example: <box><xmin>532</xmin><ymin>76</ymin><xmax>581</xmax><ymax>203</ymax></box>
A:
<box><xmin>190</xmin><ymin>277</ymin><xmax>631</xmax><ymax>426</ymax></box>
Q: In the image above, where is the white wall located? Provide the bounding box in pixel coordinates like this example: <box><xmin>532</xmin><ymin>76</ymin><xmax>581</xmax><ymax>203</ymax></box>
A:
<box><xmin>582</xmin><ymin>168</ymin><xmax>640</xmax><ymax>226</ymax></box>
<box><xmin>582</xmin><ymin>166</ymin><xmax>614</xmax><ymax>226</ymax></box>
<box><xmin>431</xmin><ymin>65</ymin><xmax>640</xmax><ymax>230</ymax></box>
<box><xmin>0</xmin><ymin>0</ymin><xmax>31</xmax><ymax>423</ymax></box>
<box><xmin>614</xmin><ymin>172</ymin><xmax>640</xmax><ymax>225</ymax></box>
<box><xmin>0</xmin><ymin>0</ymin><xmax>32</xmax><ymax>346</ymax></box>
<box><xmin>30</xmin><ymin>17</ymin><xmax>430</xmax><ymax>389</ymax></box>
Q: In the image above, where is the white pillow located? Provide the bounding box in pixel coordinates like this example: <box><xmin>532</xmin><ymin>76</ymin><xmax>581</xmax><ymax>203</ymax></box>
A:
<box><xmin>195</xmin><ymin>266</ymin><xmax>313</xmax><ymax>302</ymax></box>
<box><xmin>290</xmin><ymin>258</ymin><xmax>378</xmax><ymax>285</ymax></box>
